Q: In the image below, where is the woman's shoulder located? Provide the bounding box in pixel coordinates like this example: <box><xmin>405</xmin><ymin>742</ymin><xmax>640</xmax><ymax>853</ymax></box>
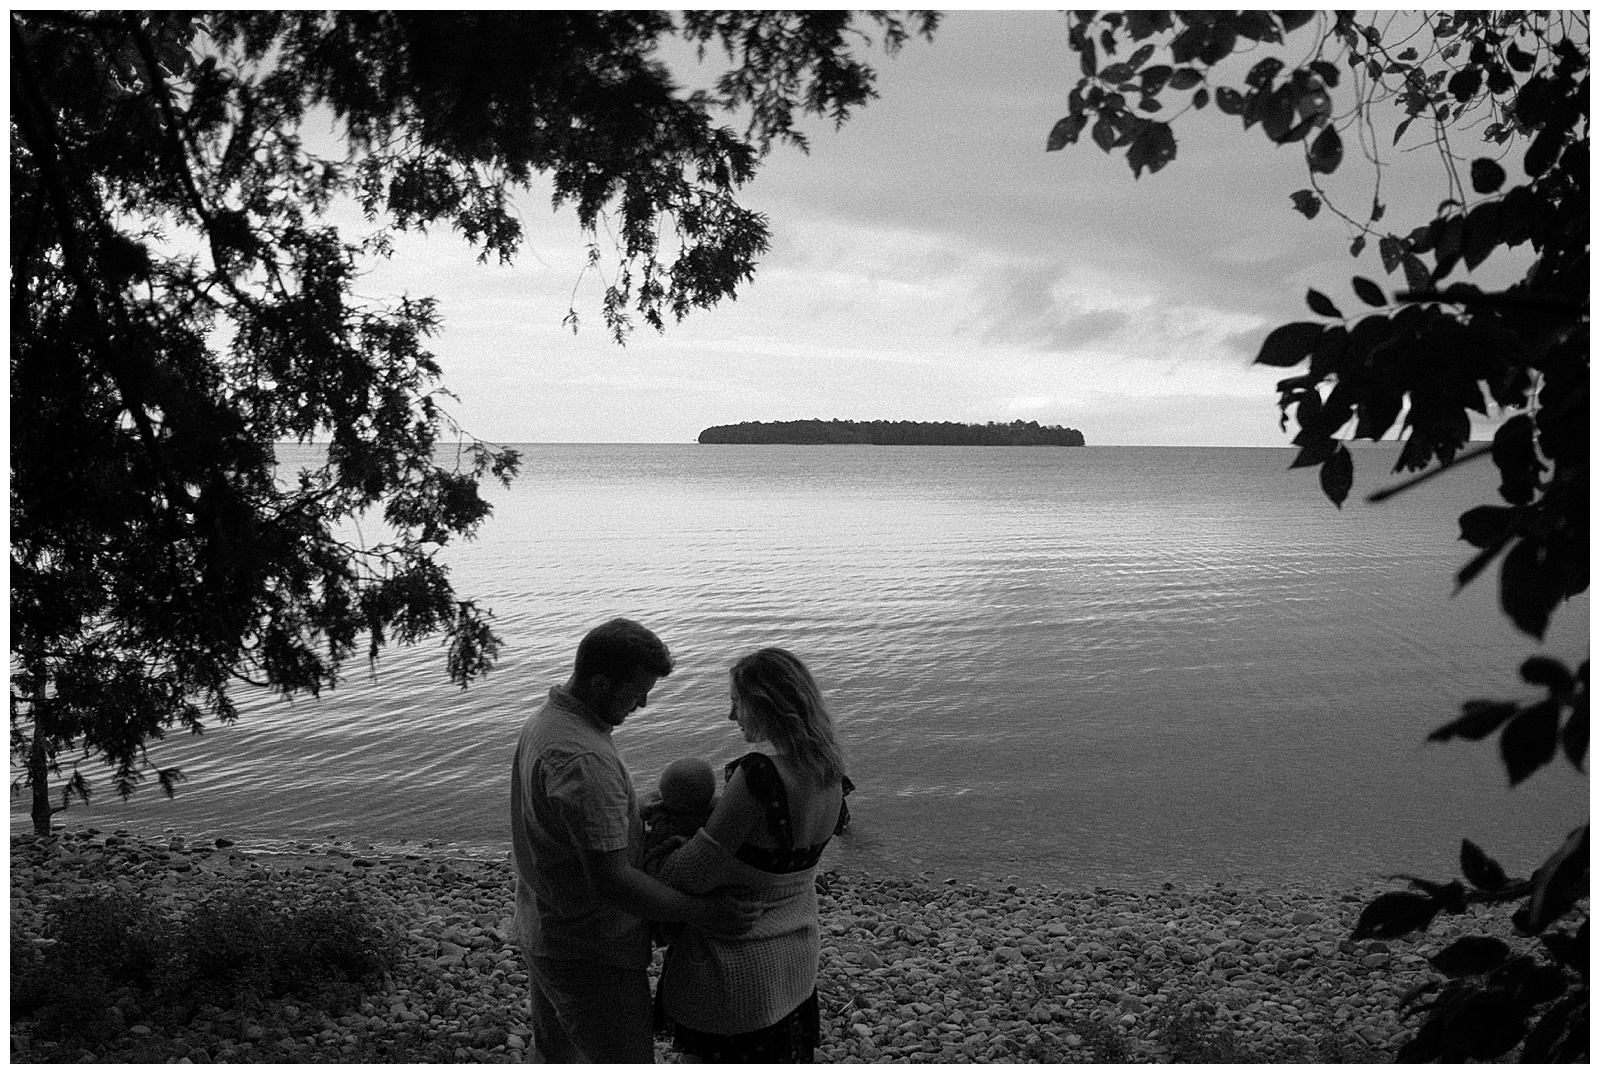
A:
<box><xmin>724</xmin><ymin>751</ymin><xmax>777</xmax><ymax>781</ymax></box>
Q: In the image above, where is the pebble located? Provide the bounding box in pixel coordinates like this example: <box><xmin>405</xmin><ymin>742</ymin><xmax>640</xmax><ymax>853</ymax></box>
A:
<box><xmin>10</xmin><ymin>829</ymin><xmax>1543</xmax><ymax>1063</ymax></box>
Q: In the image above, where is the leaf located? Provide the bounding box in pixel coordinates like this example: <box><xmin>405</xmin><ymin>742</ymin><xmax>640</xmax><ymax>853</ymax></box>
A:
<box><xmin>1307</xmin><ymin>124</ymin><xmax>1343</xmax><ymax>172</ymax></box>
<box><xmin>1192</xmin><ymin>87</ymin><xmax>1209</xmax><ymax>110</ymax></box>
<box><xmin>1518</xmin><ymin>825</ymin><xmax>1589</xmax><ymax>933</ymax></box>
<box><xmin>1215</xmin><ymin>86</ymin><xmax>1244</xmax><ymax>115</ymax></box>
<box><xmin>1352</xmin><ymin>890</ymin><xmax>1440</xmax><ymax>940</ymax></box>
<box><xmin>1392</xmin><ymin>116</ymin><xmax>1412</xmax><ymax>146</ymax></box>
<box><xmin>1500</xmin><ymin>698</ymin><xmax>1560</xmax><ymax>785</ymax></box>
<box><xmin>1319</xmin><ymin>444</ymin><xmax>1353</xmax><ymax>507</ymax></box>
<box><xmin>1168</xmin><ymin>67</ymin><xmax>1203</xmax><ymax>90</ymax></box>
<box><xmin>1127</xmin><ymin>43</ymin><xmax>1155</xmax><ymax>69</ymax></box>
<box><xmin>1448</xmin><ymin>65</ymin><xmax>1483</xmax><ymax>101</ymax></box>
<box><xmin>1259</xmin><ymin>84</ymin><xmax>1296</xmax><ymax>140</ymax></box>
<box><xmin>1351</xmin><ymin>276</ymin><xmax>1386</xmax><ymax>307</ymax></box>
<box><xmin>1305</xmin><ymin>288</ymin><xmax>1341</xmax><ymax>318</ymax></box>
<box><xmin>1091</xmin><ymin>117</ymin><xmax>1119</xmax><ymax>153</ymax></box>
<box><xmin>1490</xmin><ymin>413</ymin><xmax>1540</xmax><ymax>505</ymax></box>
<box><xmin>1377</xmin><ymin>235</ymin><xmax>1404</xmax><ymax>273</ymax></box>
<box><xmin>1457</xmin><ymin>504</ymin><xmax>1516</xmax><ymax>550</ymax></box>
<box><xmin>1139</xmin><ymin>64</ymin><xmax>1173</xmax><ymax>92</ymax></box>
<box><xmin>1428</xmin><ymin>935</ymin><xmax>1511</xmax><ymax>977</ymax></box>
<box><xmin>1499</xmin><ymin>536</ymin><xmax>1554</xmax><ymax>639</ymax></box>
<box><xmin>1505</xmin><ymin>41</ymin><xmax>1534</xmax><ymax>73</ymax></box>
<box><xmin>1520</xmin><ymin>656</ymin><xmax>1573</xmax><ymax>694</ymax></box>
<box><xmin>1046</xmin><ymin>114</ymin><xmax>1087</xmax><ymax>152</ymax></box>
<box><xmin>1470</xmin><ymin>157</ymin><xmax>1507</xmax><ymax>194</ymax></box>
<box><xmin>1254</xmin><ymin>321</ymin><xmax>1324</xmax><ymax>367</ymax></box>
<box><xmin>1349</xmin><ymin>234</ymin><xmax>1365</xmax><ymax>257</ymax></box>
<box><xmin>1309</xmin><ymin>59</ymin><xmax>1340</xmax><ymax>87</ymax></box>
<box><xmin>1401</xmin><ymin>253</ymin><xmax>1432</xmax><ymax>293</ymax></box>
<box><xmin>1524</xmin><ymin>124</ymin><xmax>1564</xmax><ymax>179</ymax></box>
<box><xmin>1561</xmin><ymin>700</ymin><xmax>1586</xmax><ymax>770</ymax></box>
<box><xmin>1539</xmin><ymin>925</ymin><xmax>1588</xmax><ymax>974</ymax></box>
<box><xmin>1246</xmin><ymin>57</ymin><xmax>1285</xmax><ymax>88</ymax></box>
<box><xmin>1290</xmin><ymin>437</ymin><xmax>1336</xmax><ymax>469</ymax></box>
<box><xmin>1440</xmin><ymin>989</ymin><xmax>1533</xmax><ymax>1060</ymax></box>
<box><xmin>1289</xmin><ymin>189</ymin><xmax>1321</xmax><ymax>219</ymax></box>
<box><xmin>1522</xmin><ymin>994</ymin><xmax>1588</xmax><ymax>1063</ymax></box>
<box><xmin>1514</xmin><ymin>963</ymin><xmax>1570</xmax><ymax>1007</ymax></box>
<box><xmin>1460</xmin><ymin>201</ymin><xmax>1504</xmax><ymax>270</ymax></box>
<box><xmin>1459</xmin><ymin>839</ymin><xmax>1514</xmax><ymax>892</ymax></box>
<box><xmin>1429</xmin><ymin>700</ymin><xmax>1519</xmax><ymax>743</ymax></box>
<box><xmin>1125</xmin><ymin>121</ymin><xmax>1177</xmax><ymax>178</ymax></box>
<box><xmin>1402</xmin><ymin>876</ymin><xmax>1467</xmax><ymax>912</ymax></box>
<box><xmin>1278</xmin><ymin>11</ymin><xmax>1316</xmax><ymax>34</ymax></box>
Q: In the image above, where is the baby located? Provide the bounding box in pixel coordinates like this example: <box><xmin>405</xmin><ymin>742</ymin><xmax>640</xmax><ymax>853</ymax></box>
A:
<box><xmin>642</xmin><ymin>757</ymin><xmax>717</xmax><ymax>872</ymax></box>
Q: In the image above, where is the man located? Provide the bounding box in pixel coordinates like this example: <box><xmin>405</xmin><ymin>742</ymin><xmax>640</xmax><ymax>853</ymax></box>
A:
<box><xmin>510</xmin><ymin>618</ymin><xmax>752</xmax><ymax>1063</ymax></box>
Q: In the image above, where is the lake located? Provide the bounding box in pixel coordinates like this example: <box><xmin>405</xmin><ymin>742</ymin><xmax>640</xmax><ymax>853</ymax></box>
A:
<box><xmin>18</xmin><ymin>444</ymin><xmax>1588</xmax><ymax>889</ymax></box>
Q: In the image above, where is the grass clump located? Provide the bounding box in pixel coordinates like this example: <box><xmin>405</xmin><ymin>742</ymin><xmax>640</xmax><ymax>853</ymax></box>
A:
<box><xmin>11</xmin><ymin>880</ymin><xmax>395</xmax><ymax>1058</ymax></box>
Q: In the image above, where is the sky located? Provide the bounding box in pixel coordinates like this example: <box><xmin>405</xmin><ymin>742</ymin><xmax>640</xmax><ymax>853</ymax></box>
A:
<box><xmin>344</xmin><ymin>10</ymin><xmax>1529</xmax><ymax>447</ymax></box>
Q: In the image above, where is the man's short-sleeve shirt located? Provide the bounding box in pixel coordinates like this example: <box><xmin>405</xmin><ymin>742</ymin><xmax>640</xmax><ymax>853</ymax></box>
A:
<box><xmin>510</xmin><ymin>687</ymin><xmax>650</xmax><ymax>969</ymax></box>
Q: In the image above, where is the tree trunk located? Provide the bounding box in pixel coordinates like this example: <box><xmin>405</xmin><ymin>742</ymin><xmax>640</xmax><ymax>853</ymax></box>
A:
<box><xmin>29</xmin><ymin>708</ymin><xmax>53</xmax><ymax>836</ymax></box>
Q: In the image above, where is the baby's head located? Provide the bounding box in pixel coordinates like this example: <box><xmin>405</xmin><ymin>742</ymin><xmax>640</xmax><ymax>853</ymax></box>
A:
<box><xmin>659</xmin><ymin>757</ymin><xmax>716</xmax><ymax>813</ymax></box>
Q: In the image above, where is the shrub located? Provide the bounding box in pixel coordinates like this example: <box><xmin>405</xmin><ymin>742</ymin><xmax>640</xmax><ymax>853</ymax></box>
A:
<box><xmin>14</xmin><ymin>880</ymin><xmax>396</xmax><ymax>1055</ymax></box>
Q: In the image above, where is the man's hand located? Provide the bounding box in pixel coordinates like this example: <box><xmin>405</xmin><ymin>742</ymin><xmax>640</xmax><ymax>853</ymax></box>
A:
<box><xmin>695</xmin><ymin>893</ymin><xmax>760</xmax><ymax>936</ymax></box>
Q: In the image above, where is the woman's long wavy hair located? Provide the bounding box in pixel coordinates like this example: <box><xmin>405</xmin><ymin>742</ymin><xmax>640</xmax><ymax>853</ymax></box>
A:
<box><xmin>731</xmin><ymin>647</ymin><xmax>845</xmax><ymax>785</ymax></box>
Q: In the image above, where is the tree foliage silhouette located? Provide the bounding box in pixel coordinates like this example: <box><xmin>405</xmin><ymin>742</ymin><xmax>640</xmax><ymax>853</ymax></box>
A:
<box><xmin>1052</xmin><ymin>10</ymin><xmax>1586</xmax><ymax>1061</ymax></box>
<box><xmin>10</xmin><ymin>11</ymin><xmax>937</xmax><ymax>833</ymax></box>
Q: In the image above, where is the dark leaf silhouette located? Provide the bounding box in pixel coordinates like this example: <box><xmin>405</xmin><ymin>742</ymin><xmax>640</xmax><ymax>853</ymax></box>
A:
<box><xmin>1441</xmin><ymin>989</ymin><xmax>1528</xmax><ymax>1060</ymax></box>
<box><xmin>1046</xmin><ymin>115</ymin><xmax>1087</xmax><ymax>151</ymax></box>
<box><xmin>1448</xmin><ymin>65</ymin><xmax>1483</xmax><ymax>101</ymax></box>
<box><xmin>1305</xmin><ymin>288</ymin><xmax>1341</xmax><ymax>318</ymax></box>
<box><xmin>1351</xmin><ymin>276</ymin><xmax>1386</xmax><ymax>307</ymax></box>
<box><xmin>1352</xmin><ymin>891</ymin><xmax>1441</xmax><ymax>939</ymax></box>
<box><xmin>1428</xmin><ymin>935</ymin><xmax>1510</xmax><ymax>977</ymax></box>
<box><xmin>1457</xmin><ymin>505</ymin><xmax>1514</xmax><ymax>550</ymax></box>
<box><xmin>1289</xmin><ymin>189</ymin><xmax>1322</xmax><ymax>219</ymax></box>
<box><xmin>1499</xmin><ymin>537</ymin><xmax>1557</xmax><ymax>639</ymax></box>
<box><xmin>1539</xmin><ymin>922</ymin><xmax>1587</xmax><ymax>975</ymax></box>
<box><xmin>1459</xmin><ymin>838</ymin><xmax>1513</xmax><ymax>892</ymax></box>
<box><xmin>1519</xmin><ymin>656</ymin><xmax>1573</xmax><ymax>694</ymax></box>
<box><xmin>1307</xmin><ymin>124</ymin><xmax>1342</xmax><ymax>172</ymax></box>
<box><xmin>1521</xmin><ymin>993</ymin><xmax>1588</xmax><ymax>1062</ymax></box>
<box><xmin>1319</xmin><ymin>444</ymin><xmax>1353</xmax><ymax>507</ymax></box>
<box><xmin>1500</xmin><ymin>699</ymin><xmax>1560</xmax><ymax>785</ymax></box>
<box><xmin>1126</xmin><ymin>121</ymin><xmax>1177</xmax><ymax>178</ymax></box>
<box><xmin>1429</xmin><ymin>700</ymin><xmax>1519</xmax><ymax>743</ymax></box>
<box><xmin>1561</xmin><ymin>698</ymin><xmax>1586</xmax><ymax>769</ymax></box>
<box><xmin>1470</xmin><ymin>157</ymin><xmax>1506</xmax><ymax>193</ymax></box>
<box><xmin>1513</xmin><ymin>963</ymin><xmax>1571</xmax><ymax>1007</ymax></box>
<box><xmin>1517</xmin><ymin>825</ymin><xmax>1588</xmax><ymax>934</ymax></box>
<box><xmin>1254</xmin><ymin>321</ymin><xmax>1323</xmax><ymax>367</ymax></box>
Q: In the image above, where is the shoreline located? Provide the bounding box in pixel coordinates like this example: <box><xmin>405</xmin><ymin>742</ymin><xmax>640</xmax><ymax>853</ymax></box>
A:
<box><xmin>12</xmin><ymin>826</ymin><xmax>1531</xmax><ymax>1063</ymax></box>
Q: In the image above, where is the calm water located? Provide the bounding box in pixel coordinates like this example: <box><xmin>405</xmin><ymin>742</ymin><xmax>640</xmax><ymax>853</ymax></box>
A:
<box><xmin>18</xmin><ymin>445</ymin><xmax>1588</xmax><ymax>888</ymax></box>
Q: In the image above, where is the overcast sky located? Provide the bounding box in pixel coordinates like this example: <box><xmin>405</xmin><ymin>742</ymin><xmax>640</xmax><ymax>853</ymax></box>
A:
<box><xmin>348</xmin><ymin>10</ymin><xmax>1525</xmax><ymax>446</ymax></box>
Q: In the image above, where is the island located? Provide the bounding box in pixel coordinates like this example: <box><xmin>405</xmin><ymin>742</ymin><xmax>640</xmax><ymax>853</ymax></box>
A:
<box><xmin>698</xmin><ymin>419</ymin><xmax>1085</xmax><ymax>446</ymax></box>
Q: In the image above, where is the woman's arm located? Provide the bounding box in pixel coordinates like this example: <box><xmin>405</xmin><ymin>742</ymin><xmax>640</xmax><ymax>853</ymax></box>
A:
<box><xmin>701</xmin><ymin>765</ymin><xmax>763</xmax><ymax>851</ymax></box>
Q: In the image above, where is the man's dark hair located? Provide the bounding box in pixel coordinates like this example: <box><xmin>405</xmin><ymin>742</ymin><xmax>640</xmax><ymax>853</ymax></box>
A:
<box><xmin>573</xmin><ymin>618</ymin><xmax>673</xmax><ymax>682</ymax></box>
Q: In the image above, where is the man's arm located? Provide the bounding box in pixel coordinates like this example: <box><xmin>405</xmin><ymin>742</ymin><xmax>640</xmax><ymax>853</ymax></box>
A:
<box><xmin>581</xmin><ymin>848</ymin><xmax>756</xmax><ymax>934</ymax></box>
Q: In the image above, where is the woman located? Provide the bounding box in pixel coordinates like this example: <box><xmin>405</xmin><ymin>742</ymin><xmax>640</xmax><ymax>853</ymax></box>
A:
<box><xmin>655</xmin><ymin>647</ymin><xmax>848</xmax><ymax>1062</ymax></box>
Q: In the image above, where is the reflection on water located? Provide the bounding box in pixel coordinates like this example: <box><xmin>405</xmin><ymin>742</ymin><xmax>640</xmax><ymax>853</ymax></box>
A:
<box><xmin>19</xmin><ymin>445</ymin><xmax>1587</xmax><ymax>888</ymax></box>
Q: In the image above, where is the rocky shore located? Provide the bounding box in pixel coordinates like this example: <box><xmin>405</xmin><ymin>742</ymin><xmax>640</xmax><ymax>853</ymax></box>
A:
<box><xmin>11</xmin><ymin>828</ymin><xmax>1532</xmax><ymax>1063</ymax></box>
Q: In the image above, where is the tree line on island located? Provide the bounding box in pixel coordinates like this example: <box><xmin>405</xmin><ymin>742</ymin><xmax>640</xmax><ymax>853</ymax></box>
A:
<box><xmin>698</xmin><ymin>419</ymin><xmax>1086</xmax><ymax>446</ymax></box>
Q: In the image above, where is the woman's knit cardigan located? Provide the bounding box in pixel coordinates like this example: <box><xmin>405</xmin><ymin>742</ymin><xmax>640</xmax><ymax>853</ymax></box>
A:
<box><xmin>656</xmin><ymin>829</ymin><xmax>820</xmax><ymax>1035</ymax></box>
